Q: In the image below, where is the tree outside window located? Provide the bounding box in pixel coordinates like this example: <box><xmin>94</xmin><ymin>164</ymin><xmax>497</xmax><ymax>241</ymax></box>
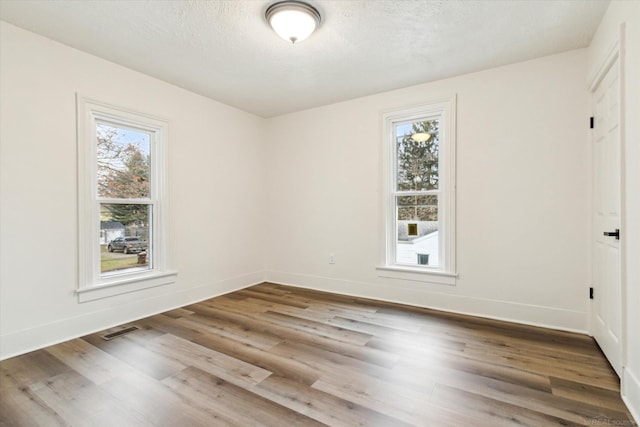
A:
<box><xmin>380</xmin><ymin>97</ymin><xmax>456</xmax><ymax>282</ymax></box>
<box><xmin>394</xmin><ymin>119</ymin><xmax>440</xmax><ymax>266</ymax></box>
<box><xmin>96</xmin><ymin>123</ymin><xmax>152</xmax><ymax>274</ymax></box>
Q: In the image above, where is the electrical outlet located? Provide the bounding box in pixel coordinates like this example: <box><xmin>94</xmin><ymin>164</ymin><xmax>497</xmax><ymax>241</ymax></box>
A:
<box><xmin>329</xmin><ymin>253</ymin><xmax>335</xmax><ymax>264</ymax></box>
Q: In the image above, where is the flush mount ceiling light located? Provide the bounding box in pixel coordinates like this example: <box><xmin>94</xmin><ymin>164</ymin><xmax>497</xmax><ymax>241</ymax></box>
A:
<box><xmin>411</xmin><ymin>132</ymin><xmax>432</xmax><ymax>142</ymax></box>
<box><xmin>265</xmin><ymin>1</ymin><xmax>321</xmax><ymax>44</ymax></box>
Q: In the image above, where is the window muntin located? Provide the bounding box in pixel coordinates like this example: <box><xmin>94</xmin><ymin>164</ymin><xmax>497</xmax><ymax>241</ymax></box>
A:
<box><xmin>77</xmin><ymin>96</ymin><xmax>173</xmax><ymax>297</ymax></box>
<box><xmin>393</xmin><ymin>117</ymin><xmax>441</xmax><ymax>268</ymax></box>
<box><xmin>96</xmin><ymin>123</ymin><xmax>153</xmax><ymax>277</ymax></box>
<box><xmin>380</xmin><ymin>98</ymin><xmax>456</xmax><ymax>281</ymax></box>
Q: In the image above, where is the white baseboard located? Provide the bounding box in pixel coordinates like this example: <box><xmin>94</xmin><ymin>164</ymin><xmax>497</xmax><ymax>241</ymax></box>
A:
<box><xmin>623</xmin><ymin>367</ymin><xmax>640</xmax><ymax>424</ymax></box>
<box><xmin>265</xmin><ymin>270</ymin><xmax>589</xmax><ymax>334</ymax></box>
<box><xmin>0</xmin><ymin>270</ymin><xmax>265</xmax><ymax>361</ymax></box>
<box><xmin>2</xmin><ymin>269</ymin><xmax>589</xmax><ymax>360</ymax></box>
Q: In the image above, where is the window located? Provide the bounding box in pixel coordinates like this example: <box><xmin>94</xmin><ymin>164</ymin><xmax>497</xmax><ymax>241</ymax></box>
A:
<box><xmin>77</xmin><ymin>96</ymin><xmax>175</xmax><ymax>301</ymax></box>
<box><xmin>379</xmin><ymin>97</ymin><xmax>457</xmax><ymax>284</ymax></box>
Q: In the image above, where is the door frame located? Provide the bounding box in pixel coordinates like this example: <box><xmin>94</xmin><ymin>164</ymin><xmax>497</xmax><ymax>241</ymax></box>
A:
<box><xmin>588</xmin><ymin>24</ymin><xmax>627</xmax><ymax>376</ymax></box>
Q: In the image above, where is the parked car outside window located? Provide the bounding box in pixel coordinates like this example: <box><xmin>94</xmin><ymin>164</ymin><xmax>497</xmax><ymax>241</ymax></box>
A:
<box><xmin>107</xmin><ymin>236</ymin><xmax>147</xmax><ymax>254</ymax></box>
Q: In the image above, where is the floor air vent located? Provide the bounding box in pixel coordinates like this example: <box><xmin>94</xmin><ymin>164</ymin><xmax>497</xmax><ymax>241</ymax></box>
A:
<box><xmin>100</xmin><ymin>325</ymin><xmax>139</xmax><ymax>341</ymax></box>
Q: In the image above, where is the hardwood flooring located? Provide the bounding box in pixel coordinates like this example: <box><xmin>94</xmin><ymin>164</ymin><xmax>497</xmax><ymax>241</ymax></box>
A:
<box><xmin>1</xmin><ymin>283</ymin><xmax>636</xmax><ymax>426</ymax></box>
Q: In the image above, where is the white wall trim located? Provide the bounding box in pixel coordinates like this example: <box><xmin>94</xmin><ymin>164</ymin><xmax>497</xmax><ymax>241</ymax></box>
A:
<box><xmin>588</xmin><ymin>39</ymin><xmax>620</xmax><ymax>92</ymax></box>
<box><xmin>376</xmin><ymin>265</ymin><xmax>457</xmax><ymax>285</ymax></box>
<box><xmin>76</xmin><ymin>94</ymin><xmax>173</xmax><ymax>294</ymax></box>
<box><xmin>622</xmin><ymin>367</ymin><xmax>640</xmax><ymax>425</ymax></box>
<box><xmin>380</xmin><ymin>96</ymin><xmax>457</xmax><ymax>275</ymax></box>
<box><xmin>76</xmin><ymin>270</ymin><xmax>178</xmax><ymax>303</ymax></box>
<box><xmin>588</xmin><ymin>23</ymin><xmax>628</xmax><ymax>377</ymax></box>
<box><xmin>0</xmin><ymin>270</ymin><xmax>265</xmax><ymax>361</ymax></box>
<box><xmin>265</xmin><ymin>271</ymin><xmax>588</xmax><ymax>334</ymax></box>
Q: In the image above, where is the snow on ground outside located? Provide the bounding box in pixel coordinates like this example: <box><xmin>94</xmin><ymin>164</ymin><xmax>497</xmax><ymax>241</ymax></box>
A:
<box><xmin>396</xmin><ymin>231</ymin><xmax>439</xmax><ymax>266</ymax></box>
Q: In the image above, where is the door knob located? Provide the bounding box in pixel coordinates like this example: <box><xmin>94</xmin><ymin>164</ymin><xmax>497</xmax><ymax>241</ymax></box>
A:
<box><xmin>603</xmin><ymin>229</ymin><xmax>620</xmax><ymax>240</ymax></box>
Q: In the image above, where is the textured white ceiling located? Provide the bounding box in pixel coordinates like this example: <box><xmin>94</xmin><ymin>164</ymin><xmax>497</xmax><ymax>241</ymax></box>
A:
<box><xmin>0</xmin><ymin>0</ymin><xmax>609</xmax><ymax>117</ymax></box>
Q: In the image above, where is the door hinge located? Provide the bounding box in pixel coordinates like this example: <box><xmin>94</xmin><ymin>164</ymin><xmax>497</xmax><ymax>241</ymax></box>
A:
<box><xmin>589</xmin><ymin>287</ymin><xmax>594</xmax><ymax>300</ymax></box>
<box><xmin>590</xmin><ymin>117</ymin><xmax>594</xmax><ymax>129</ymax></box>
<box><xmin>603</xmin><ymin>229</ymin><xmax>620</xmax><ymax>240</ymax></box>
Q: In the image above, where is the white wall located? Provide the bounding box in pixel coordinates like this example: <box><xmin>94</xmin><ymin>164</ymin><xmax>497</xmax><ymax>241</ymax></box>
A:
<box><xmin>0</xmin><ymin>22</ymin><xmax>266</xmax><ymax>359</ymax></box>
<box><xmin>588</xmin><ymin>1</ymin><xmax>640</xmax><ymax>421</ymax></box>
<box><xmin>265</xmin><ymin>49</ymin><xmax>590</xmax><ymax>332</ymax></box>
<box><xmin>1</xmin><ymin>9</ymin><xmax>635</xmax><ymax>417</ymax></box>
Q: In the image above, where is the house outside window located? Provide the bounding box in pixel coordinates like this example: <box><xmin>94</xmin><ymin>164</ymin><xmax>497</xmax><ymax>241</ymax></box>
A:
<box><xmin>378</xmin><ymin>97</ymin><xmax>457</xmax><ymax>285</ymax></box>
<box><xmin>77</xmin><ymin>96</ymin><xmax>175</xmax><ymax>301</ymax></box>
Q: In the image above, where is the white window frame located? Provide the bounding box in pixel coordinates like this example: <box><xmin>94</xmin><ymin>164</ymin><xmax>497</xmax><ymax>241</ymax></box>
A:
<box><xmin>76</xmin><ymin>95</ymin><xmax>176</xmax><ymax>302</ymax></box>
<box><xmin>377</xmin><ymin>96</ymin><xmax>457</xmax><ymax>285</ymax></box>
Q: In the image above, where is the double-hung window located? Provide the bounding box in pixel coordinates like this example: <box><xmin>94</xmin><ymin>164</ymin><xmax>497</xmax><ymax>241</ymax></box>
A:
<box><xmin>379</xmin><ymin>97</ymin><xmax>457</xmax><ymax>284</ymax></box>
<box><xmin>77</xmin><ymin>96</ymin><xmax>175</xmax><ymax>301</ymax></box>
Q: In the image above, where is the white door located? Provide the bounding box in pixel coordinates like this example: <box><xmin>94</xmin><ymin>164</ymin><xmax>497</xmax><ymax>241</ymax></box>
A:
<box><xmin>591</xmin><ymin>57</ymin><xmax>622</xmax><ymax>376</ymax></box>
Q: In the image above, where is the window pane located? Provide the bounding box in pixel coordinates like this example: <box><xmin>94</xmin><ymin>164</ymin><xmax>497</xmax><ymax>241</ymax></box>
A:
<box><xmin>100</xmin><ymin>203</ymin><xmax>151</xmax><ymax>275</ymax></box>
<box><xmin>97</xmin><ymin>123</ymin><xmax>151</xmax><ymax>199</ymax></box>
<box><xmin>396</xmin><ymin>195</ymin><xmax>438</xmax><ymax>267</ymax></box>
<box><xmin>396</xmin><ymin>119</ymin><xmax>439</xmax><ymax>191</ymax></box>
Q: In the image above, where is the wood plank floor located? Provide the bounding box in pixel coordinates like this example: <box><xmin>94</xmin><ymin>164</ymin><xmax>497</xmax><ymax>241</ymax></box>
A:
<box><xmin>1</xmin><ymin>283</ymin><xmax>636</xmax><ymax>426</ymax></box>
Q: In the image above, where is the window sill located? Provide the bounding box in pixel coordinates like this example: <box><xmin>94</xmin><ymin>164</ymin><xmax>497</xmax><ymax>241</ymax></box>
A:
<box><xmin>76</xmin><ymin>270</ymin><xmax>177</xmax><ymax>303</ymax></box>
<box><xmin>376</xmin><ymin>265</ymin><xmax>457</xmax><ymax>285</ymax></box>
